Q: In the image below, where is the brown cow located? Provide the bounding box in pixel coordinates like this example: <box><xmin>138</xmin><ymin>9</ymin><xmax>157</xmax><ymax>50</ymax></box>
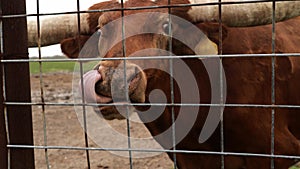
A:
<box><xmin>28</xmin><ymin>0</ymin><xmax>300</xmax><ymax>168</ymax></box>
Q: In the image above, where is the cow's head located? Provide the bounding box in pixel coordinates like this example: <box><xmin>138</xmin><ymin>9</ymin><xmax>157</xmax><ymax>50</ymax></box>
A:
<box><xmin>78</xmin><ymin>0</ymin><xmax>222</xmax><ymax>120</ymax></box>
<box><xmin>27</xmin><ymin>0</ymin><xmax>300</xmax><ymax>121</ymax></box>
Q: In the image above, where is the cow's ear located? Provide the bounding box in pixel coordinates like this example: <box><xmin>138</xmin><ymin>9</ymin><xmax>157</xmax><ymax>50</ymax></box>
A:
<box><xmin>276</xmin><ymin>57</ymin><xmax>295</xmax><ymax>81</ymax></box>
<box><xmin>60</xmin><ymin>35</ymin><xmax>90</xmax><ymax>58</ymax></box>
<box><xmin>196</xmin><ymin>22</ymin><xmax>228</xmax><ymax>46</ymax></box>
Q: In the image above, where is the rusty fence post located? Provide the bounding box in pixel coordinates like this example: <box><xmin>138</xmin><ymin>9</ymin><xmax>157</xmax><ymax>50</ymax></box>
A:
<box><xmin>0</xmin><ymin>53</ymin><xmax>7</xmax><ymax>169</ymax></box>
<box><xmin>0</xmin><ymin>0</ymin><xmax>35</xmax><ymax>168</ymax></box>
<box><xmin>0</xmin><ymin>0</ymin><xmax>7</xmax><ymax>167</ymax></box>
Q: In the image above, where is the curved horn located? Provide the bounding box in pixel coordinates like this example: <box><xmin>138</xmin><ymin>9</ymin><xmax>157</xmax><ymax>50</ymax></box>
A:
<box><xmin>188</xmin><ymin>0</ymin><xmax>300</xmax><ymax>26</ymax></box>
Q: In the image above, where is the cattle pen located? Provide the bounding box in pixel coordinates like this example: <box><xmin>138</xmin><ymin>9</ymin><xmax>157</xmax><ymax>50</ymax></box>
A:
<box><xmin>1</xmin><ymin>0</ymin><xmax>300</xmax><ymax>169</ymax></box>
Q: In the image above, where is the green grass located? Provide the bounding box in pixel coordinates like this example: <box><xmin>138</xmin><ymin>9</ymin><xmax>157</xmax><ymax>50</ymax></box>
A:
<box><xmin>29</xmin><ymin>57</ymin><xmax>98</xmax><ymax>74</ymax></box>
<box><xmin>30</xmin><ymin>61</ymin><xmax>76</xmax><ymax>74</ymax></box>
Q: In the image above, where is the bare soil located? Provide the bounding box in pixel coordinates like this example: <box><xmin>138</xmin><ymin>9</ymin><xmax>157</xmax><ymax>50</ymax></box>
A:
<box><xmin>31</xmin><ymin>72</ymin><xmax>173</xmax><ymax>169</ymax></box>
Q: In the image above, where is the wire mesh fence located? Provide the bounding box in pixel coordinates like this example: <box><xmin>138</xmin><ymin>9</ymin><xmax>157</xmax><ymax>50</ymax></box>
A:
<box><xmin>1</xmin><ymin>0</ymin><xmax>300</xmax><ymax>168</ymax></box>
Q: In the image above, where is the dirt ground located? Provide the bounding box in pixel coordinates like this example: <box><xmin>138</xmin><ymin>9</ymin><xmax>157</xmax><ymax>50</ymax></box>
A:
<box><xmin>31</xmin><ymin>72</ymin><xmax>173</xmax><ymax>169</ymax></box>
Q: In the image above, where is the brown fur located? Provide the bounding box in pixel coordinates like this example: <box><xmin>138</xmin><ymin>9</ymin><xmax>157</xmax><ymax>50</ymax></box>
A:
<box><xmin>61</xmin><ymin>0</ymin><xmax>300</xmax><ymax>168</ymax></box>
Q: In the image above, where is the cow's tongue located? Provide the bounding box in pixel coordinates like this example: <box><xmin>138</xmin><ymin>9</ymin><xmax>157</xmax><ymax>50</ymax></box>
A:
<box><xmin>80</xmin><ymin>70</ymin><xmax>112</xmax><ymax>103</ymax></box>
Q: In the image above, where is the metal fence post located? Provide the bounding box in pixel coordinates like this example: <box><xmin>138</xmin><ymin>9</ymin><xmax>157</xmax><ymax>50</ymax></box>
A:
<box><xmin>1</xmin><ymin>0</ymin><xmax>35</xmax><ymax>168</ymax></box>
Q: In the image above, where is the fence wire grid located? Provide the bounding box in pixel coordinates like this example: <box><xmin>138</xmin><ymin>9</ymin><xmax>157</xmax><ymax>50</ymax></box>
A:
<box><xmin>1</xmin><ymin>0</ymin><xmax>300</xmax><ymax>169</ymax></box>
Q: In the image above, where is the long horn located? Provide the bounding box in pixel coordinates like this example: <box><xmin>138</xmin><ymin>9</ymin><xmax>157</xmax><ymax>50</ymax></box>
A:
<box><xmin>188</xmin><ymin>0</ymin><xmax>300</xmax><ymax>26</ymax></box>
<box><xmin>27</xmin><ymin>13</ymin><xmax>91</xmax><ymax>47</ymax></box>
<box><xmin>27</xmin><ymin>0</ymin><xmax>120</xmax><ymax>47</ymax></box>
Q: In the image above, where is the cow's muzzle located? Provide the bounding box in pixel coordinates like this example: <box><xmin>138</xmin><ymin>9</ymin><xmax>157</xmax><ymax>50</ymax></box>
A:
<box><xmin>80</xmin><ymin>61</ymin><xmax>147</xmax><ymax>120</ymax></box>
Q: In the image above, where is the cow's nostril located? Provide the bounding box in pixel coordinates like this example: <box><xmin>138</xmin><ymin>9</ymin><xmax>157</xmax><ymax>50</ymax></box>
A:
<box><xmin>127</xmin><ymin>69</ymin><xmax>146</xmax><ymax>103</ymax></box>
<box><xmin>94</xmin><ymin>79</ymin><xmax>103</xmax><ymax>93</ymax></box>
<box><xmin>95</xmin><ymin>78</ymin><xmax>112</xmax><ymax>98</ymax></box>
<box><xmin>128</xmin><ymin>74</ymin><xmax>140</xmax><ymax>95</ymax></box>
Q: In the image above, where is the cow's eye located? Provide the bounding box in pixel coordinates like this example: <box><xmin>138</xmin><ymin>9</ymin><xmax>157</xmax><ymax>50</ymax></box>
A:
<box><xmin>95</xmin><ymin>26</ymin><xmax>102</xmax><ymax>36</ymax></box>
<box><xmin>95</xmin><ymin>25</ymin><xmax>100</xmax><ymax>31</ymax></box>
<box><xmin>162</xmin><ymin>22</ymin><xmax>171</xmax><ymax>34</ymax></box>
